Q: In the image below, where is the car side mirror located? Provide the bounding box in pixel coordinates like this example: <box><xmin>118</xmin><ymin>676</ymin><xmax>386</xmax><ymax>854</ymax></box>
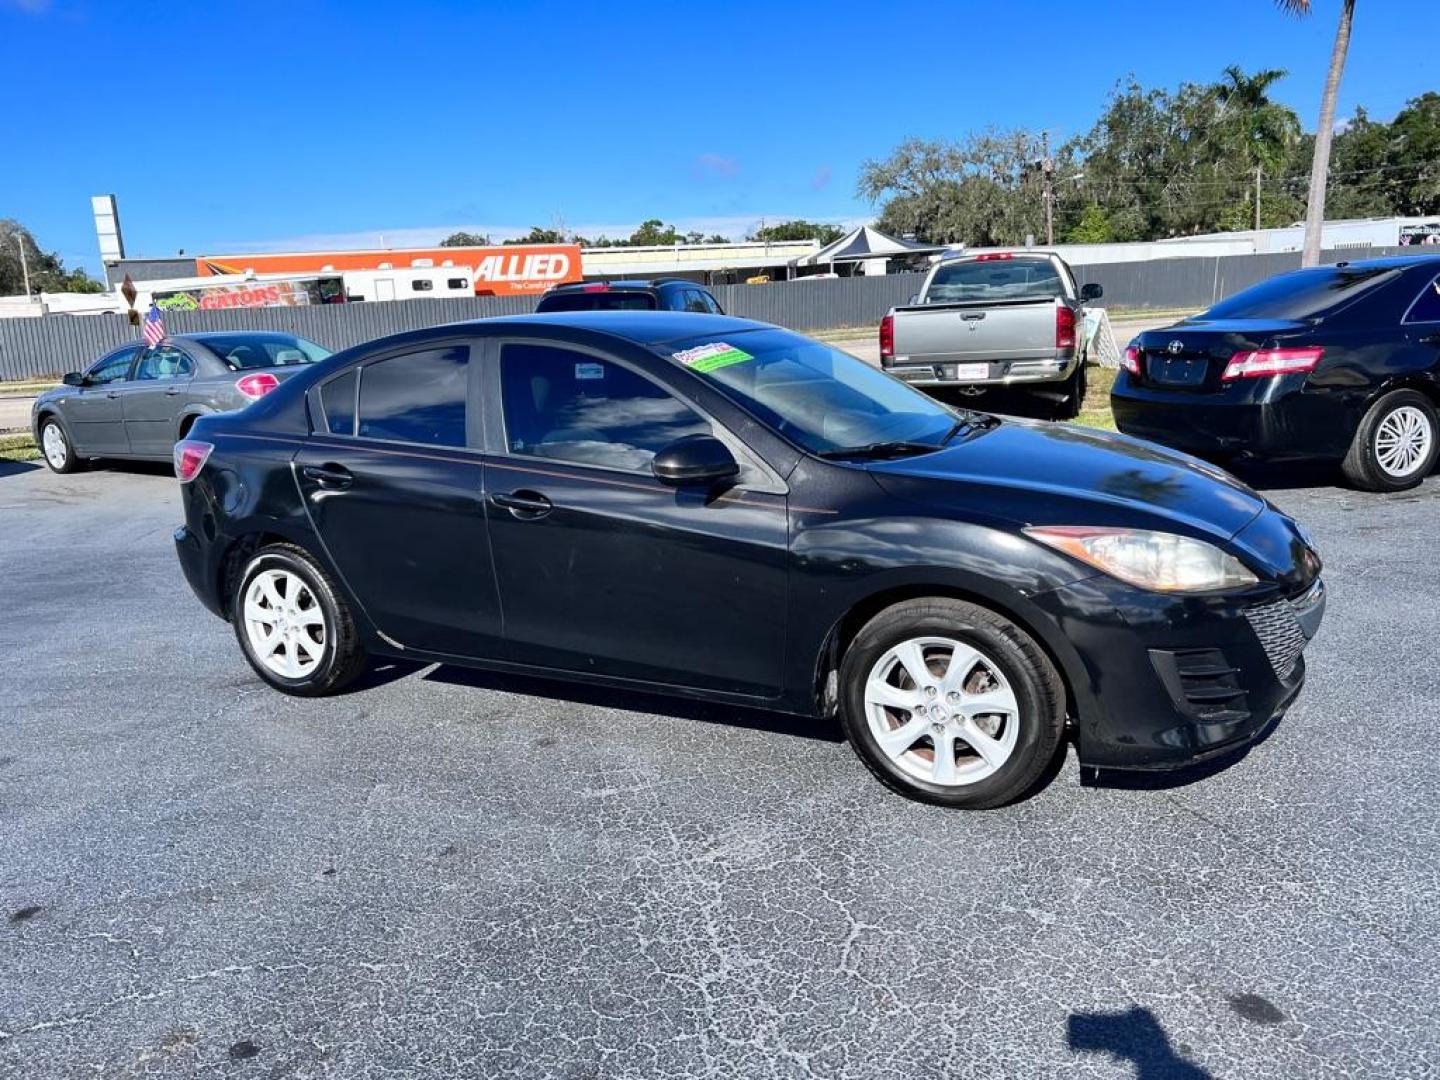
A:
<box><xmin>62</xmin><ymin>372</ymin><xmax>86</xmax><ymax>387</ymax></box>
<box><xmin>651</xmin><ymin>434</ymin><xmax>740</xmax><ymax>486</ymax></box>
<box><xmin>1080</xmin><ymin>283</ymin><xmax>1104</xmax><ymax>301</ymax></box>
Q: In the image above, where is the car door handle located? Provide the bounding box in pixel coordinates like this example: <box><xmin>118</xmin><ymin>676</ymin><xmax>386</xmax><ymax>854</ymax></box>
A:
<box><xmin>302</xmin><ymin>464</ymin><xmax>354</xmax><ymax>489</ymax></box>
<box><xmin>1420</xmin><ymin>333</ymin><xmax>1440</xmax><ymax>347</ymax></box>
<box><xmin>961</xmin><ymin>312</ymin><xmax>986</xmax><ymax>321</ymax></box>
<box><xmin>490</xmin><ymin>489</ymin><xmax>553</xmax><ymax>519</ymax></box>
<box><xmin>165</xmin><ymin>387</ymin><xmax>182</xmax><ymax>396</ymax></box>
<box><xmin>105</xmin><ymin>390</ymin><xmax>121</xmax><ymax>398</ymax></box>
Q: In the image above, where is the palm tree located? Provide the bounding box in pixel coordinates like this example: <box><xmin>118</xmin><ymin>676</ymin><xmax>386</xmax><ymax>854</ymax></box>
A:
<box><xmin>1278</xmin><ymin>0</ymin><xmax>1358</xmax><ymax>266</ymax></box>
<box><xmin>1215</xmin><ymin>66</ymin><xmax>1301</xmax><ymax>228</ymax></box>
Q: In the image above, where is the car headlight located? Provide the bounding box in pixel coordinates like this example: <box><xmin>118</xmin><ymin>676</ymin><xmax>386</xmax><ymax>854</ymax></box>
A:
<box><xmin>1024</xmin><ymin>526</ymin><xmax>1258</xmax><ymax>592</ymax></box>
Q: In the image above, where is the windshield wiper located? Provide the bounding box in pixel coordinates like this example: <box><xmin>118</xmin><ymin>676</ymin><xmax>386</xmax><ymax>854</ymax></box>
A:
<box><xmin>816</xmin><ymin>440</ymin><xmax>941</xmax><ymax>461</ymax></box>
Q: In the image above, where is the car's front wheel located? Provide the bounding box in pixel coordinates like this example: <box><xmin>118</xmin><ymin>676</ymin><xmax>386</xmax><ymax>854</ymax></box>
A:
<box><xmin>838</xmin><ymin>598</ymin><xmax>1066</xmax><ymax>808</ymax></box>
<box><xmin>233</xmin><ymin>543</ymin><xmax>368</xmax><ymax>696</ymax></box>
<box><xmin>1341</xmin><ymin>389</ymin><xmax>1438</xmax><ymax>492</ymax></box>
<box><xmin>38</xmin><ymin>417</ymin><xmax>83</xmax><ymax>474</ymax></box>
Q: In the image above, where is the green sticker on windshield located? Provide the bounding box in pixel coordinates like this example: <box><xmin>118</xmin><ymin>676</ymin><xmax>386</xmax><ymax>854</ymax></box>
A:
<box><xmin>673</xmin><ymin>342</ymin><xmax>753</xmax><ymax>373</ymax></box>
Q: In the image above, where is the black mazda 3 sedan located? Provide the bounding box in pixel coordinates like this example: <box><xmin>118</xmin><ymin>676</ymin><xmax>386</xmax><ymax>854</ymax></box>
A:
<box><xmin>1112</xmin><ymin>254</ymin><xmax>1440</xmax><ymax>491</ymax></box>
<box><xmin>172</xmin><ymin>312</ymin><xmax>1325</xmax><ymax>808</ymax></box>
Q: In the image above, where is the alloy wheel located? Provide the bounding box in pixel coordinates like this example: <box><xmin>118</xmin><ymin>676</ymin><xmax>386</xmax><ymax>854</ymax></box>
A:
<box><xmin>41</xmin><ymin>423</ymin><xmax>67</xmax><ymax>470</ymax></box>
<box><xmin>1374</xmin><ymin>405</ymin><xmax>1433</xmax><ymax>479</ymax></box>
<box><xmin>242</xmin><ymin>569</ymin><xmax>327</xmax><ymax>679</ymax></box>
<box><xmin>864</xmin><ymin>636</ymin><xmax>1020</xmax><ymax>787</ymax></box>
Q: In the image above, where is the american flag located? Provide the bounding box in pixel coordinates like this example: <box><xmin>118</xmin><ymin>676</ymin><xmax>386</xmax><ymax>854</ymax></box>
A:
<box><xmin>142</xmin><ymin>303</ymin><xmax>165</xmax><ymax>346</ymax></box>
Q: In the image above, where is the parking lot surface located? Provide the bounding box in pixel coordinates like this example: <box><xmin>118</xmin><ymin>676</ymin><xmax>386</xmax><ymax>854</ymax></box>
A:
<box><xmin>2</xmin><ymin>460</ymin><xmax>1438</xmax><ymax>1079</ymax></box>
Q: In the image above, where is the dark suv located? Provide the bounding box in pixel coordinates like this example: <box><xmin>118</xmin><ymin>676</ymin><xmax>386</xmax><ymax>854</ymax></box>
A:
<box><xmin>535</xmin><ymin>279</ymin><xmax>724</xmax><ymax>314</ymax></box>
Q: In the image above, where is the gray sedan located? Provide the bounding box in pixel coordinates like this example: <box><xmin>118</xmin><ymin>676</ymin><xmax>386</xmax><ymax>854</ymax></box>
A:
<box><xmin>32</xmin><ymin>331</ymin><xmax>330</xmax><ymax>473</ymax></box>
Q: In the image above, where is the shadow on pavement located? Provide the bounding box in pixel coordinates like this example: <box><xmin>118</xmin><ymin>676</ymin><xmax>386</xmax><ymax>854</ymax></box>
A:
<box><xmin>1068</xmin><ymin>1006</ymin><xmax>1212</xmax><ymax>1079</ymax></box>
<box><xmin>0</xmin><ymin>459</ymin><xmax>41</xmax><ymax>479</ymax></box>
<box><xmin>421</xmin><ymin>662</ymin><xmax>845</xmax><ymax>743</ymax></box>
<box><xmin>1224</xmin><ymin>459</ymin><xmax>1341</xmax><ymax>492</ymax></box>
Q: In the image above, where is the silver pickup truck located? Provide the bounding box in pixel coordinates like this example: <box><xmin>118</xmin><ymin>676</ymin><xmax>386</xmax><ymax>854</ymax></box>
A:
<box><xmin>880</xmin><ymin>251</ymin><xmax>1103</xmax><ymax>419</ymax></box>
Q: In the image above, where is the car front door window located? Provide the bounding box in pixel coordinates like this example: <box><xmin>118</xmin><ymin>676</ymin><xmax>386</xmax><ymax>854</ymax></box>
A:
<box><xmin>87</xmin><ymin>349</ymin><xmax>138</xmax><ymax>384</ymax></box>
<box><xmin>499</xmin><ymin>343</ymin><xmax>711</xmax><ymax>472</ymax></box>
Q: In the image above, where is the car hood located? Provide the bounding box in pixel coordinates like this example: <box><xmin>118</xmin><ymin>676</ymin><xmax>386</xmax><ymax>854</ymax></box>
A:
<box><xmin>866</xmin><ymin>418</ymin><xmax>1269</xmax><ymax>543</ymax></box>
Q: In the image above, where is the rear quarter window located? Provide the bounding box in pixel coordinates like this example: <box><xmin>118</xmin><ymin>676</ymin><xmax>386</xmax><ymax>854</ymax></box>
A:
<box><xmin>320</xmin><ymin>370</ymin><xmax>357</xmax><ymax>436</ymax></box>
<box><xmin>536</xmin><ymin>291</ymin><xmax>658</xmax><ymax>312</ymax></box>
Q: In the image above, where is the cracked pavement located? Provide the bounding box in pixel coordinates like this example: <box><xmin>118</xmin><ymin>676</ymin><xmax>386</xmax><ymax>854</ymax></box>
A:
<box><xmin>1</xmin><ymin>460</ymin><xmax>1438</xmax><ymax>1078</ymax></box>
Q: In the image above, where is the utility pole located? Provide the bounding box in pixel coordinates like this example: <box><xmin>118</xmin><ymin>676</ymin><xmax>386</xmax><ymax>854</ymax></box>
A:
<box><xmin>1254</xmin><ymin>165</ymin><xmax>1263</xmax><ymax>232</ymax></box>
<box><xmin>1041</xmin><ymin>132</ymin><xmax>1055</xmax><ymax>246</ymax></box>
<box><xmin>14</xmin><ymin>231</ymin><xmax>32</xmax><ymax>297</ymax></box>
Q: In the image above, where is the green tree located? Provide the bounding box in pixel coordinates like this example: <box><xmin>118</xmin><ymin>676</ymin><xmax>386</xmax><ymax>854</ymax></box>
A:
<box><xmin>503</xmin><ymin>226</ymin><xmax>566</xmax><ymax>245</ymax></box>
<box><xmin>0</xmin><ymin>220</ymin><xmax>105</xmax><ymax>296</ymax></box>
<box><xmin>1215</xmin><ymin>65</ymin><xmax>1301</xmax><ymax>228</ymax></box>
<box><xmin>749</xmin><ymin>220</ymin><xmax>846</xmax><ymax>244</ymax></box>
<box><xmin>439</xmin><ymin>230</ymin><xmax>493</xmax><ymax>246</ymax></box>
<box><xmin>1387</xmin><ymin>91</ymin><xmax>1440</xmax><ymax>215</ymax></box>
<box><xmin>1064</xmin><ymin>205</ymin><xmax>1113</xmax><ymax>244</ymax></box>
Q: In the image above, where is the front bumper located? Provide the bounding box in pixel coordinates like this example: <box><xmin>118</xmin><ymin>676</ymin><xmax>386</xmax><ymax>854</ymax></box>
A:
<box><xmin>885</xmin><ymin>354</ymin><xmax>1076</xmax><ymax>388</ymax></box>
<box><xmin>1033</xmin><ymin>573</ymin><xmax>1325</xmax><ymax>771</ymax></box>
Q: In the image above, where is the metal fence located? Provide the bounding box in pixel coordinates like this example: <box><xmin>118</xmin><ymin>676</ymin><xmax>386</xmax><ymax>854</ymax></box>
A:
<box><xmin>0</xmin><ymin>247</ymin><xmax>1413</xmax><ymax>380</ymax></box>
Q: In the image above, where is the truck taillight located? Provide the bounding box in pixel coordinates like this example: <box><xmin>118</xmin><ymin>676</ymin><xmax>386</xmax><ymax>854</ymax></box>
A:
<box><xmin>1122</xmin><ymin>345</ymin><xmax>1142</xmax><ymax>376</ymax></box>
<box><xmin>174</xmin><ymin>439</ymin><xmax>213</xmax><ymax>483</ymax></box>
<box><xmin>879</xmin><ymin>314</ymin><xmax>894</xmax><ymax>359</ymax></box>
<box><xmin>1221</xmin><ymin>346</ymin><xmax>1324</xmax><ymax>381</ymax></box>
<box><xmin>1056</xmin><ymin>305</ymin><xmax>1076</xmax><ymax>350</ymax></box>
<box><xmin>236</xmin><ymin>372</ymin><xmax>280</xmax><ymax>399</ymax></box>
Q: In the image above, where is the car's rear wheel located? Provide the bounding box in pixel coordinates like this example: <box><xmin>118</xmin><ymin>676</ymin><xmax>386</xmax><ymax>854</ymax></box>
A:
<box><xmin>233</xmin><ymin>543</ymin><xmax>367</xmax><ymax>696</ymax></box>
<box><xmin>38</xmin><ymin>417</ymin><xmax>83</xmax><ymax>474</ymax></box>
<box><xmin>1341</xmin><ymin>390</ymin><xmax>1438</xmax><ymax>492</ymax></box>
<box><xmin>1053</xmin><ymin>361</ymin><xmax>1087</xmax><ymax>421</ymax></box>
<box><xmin>838</xmin><ymin>598</ymin><xmax>1066</xmax><ymax>808</ymax></box>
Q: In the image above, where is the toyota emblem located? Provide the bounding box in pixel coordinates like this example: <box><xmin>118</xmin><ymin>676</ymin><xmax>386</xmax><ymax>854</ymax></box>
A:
<box><xmin>1167</xmin><ymin>340</ymin><xmax>1185</xmax><ymax>355</ymax></box>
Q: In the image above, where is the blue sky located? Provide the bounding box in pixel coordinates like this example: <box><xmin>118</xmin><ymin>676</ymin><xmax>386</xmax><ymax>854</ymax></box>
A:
<box><xmin>2</xmin><ymin>0</ymin><xmax>1433</xmax><ymax>273</ymax></box>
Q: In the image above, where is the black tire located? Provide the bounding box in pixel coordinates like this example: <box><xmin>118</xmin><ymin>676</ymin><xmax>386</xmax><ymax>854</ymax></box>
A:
<box><xmin>838</xmin><ymin>598</ymin><xmax>1066</xmax><ymax>809</ymax></box>
<box><xmin>232</xmin><ymin>543</ymin><xmax>368</xmax><ymax>696</ymax></box>
<box><xmin>1052</xmin><ymin>361</ymin><xmax>1087</xmax><ymax>421</ymax></box>
<box><xmin>1340</xmin><ymin>389</ymin><xmax>1438</xmax><ymax>493</ymax></box>
<box><xmin>37</xmin><ymin>415</ymin><xmax>84</xmax><ymax>474</ymax></box>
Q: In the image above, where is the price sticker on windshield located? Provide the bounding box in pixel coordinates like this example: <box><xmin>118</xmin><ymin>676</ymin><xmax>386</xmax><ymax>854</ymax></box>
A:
<box><xmin>673</xmin><ymin>342</ymin><xmax>753</xmax><ymax>373</ymax></box>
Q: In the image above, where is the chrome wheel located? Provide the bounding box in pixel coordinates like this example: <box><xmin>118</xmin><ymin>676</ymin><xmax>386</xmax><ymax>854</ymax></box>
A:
<box><xmin>1375</xmin><ymin>405</ymin><xmax>1433</xmax><ymax>478</ymax></box>
<box><xmin>41</xmin><ymin>422</ymin><xmax>67</xmax><ymax>470</ymax></box>
<box><xmin>864</xmin><ymin>636</ymin><xmax>1020</xmax><ymax>787</ymax></box>
<box><xmin>242</xmin><ymin>569</ymin><xmax>327</xmax><ymax>679</ymax></box>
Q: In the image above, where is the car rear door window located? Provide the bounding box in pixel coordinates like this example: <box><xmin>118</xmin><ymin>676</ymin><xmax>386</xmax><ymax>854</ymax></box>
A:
<box><xmin>87</xmin><ymin>347</ymin><xmax>139</xmax><ymax>384</ymax></box>
<box><xmin>134</xmin><ymin>346</ymin><xmax>193</xmax><ymax>380</ymax></box>
<box><xmin>500</xmin><ymin>343</ymin><xmax>710</xmax><ymax>472</ymax></box>
<box><xmin>1403</xmin><ymin>274</ymin><xmax>1440</xmax><ymax>323</ymax></box>
<box><xmin>356</xmin><ymin>346</ymin><xmax>469</xmax><ymax>447</ymax></box>
<box><xmin>320</xmin><ymin>370</ymin><xmax>357</xmax><ymax>436</ymax></box>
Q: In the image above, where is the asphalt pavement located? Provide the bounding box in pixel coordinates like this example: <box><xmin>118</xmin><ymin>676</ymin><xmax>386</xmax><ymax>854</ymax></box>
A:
<box><xmin>2</xmin><ymin>460</ymin><xmax>1438</xmax><ymax>1078</ymax></box>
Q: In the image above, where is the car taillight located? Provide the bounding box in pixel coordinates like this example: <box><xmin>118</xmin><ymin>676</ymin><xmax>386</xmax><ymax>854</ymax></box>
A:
<box><xmin>1221</xmin><ymin>346</ymin><xmax>1324</xmax><ymax>381</ymax></box>
<box><xmin>973</xmin><ymin>252</ymin><xmax>1013</xmax><ymax>261</ymax></box>
<box><xmin>879</xmin><ymin>314</ymin><xmax>894</xmax><ymax>359</ymax></box>
<box><xmin>235</xmin><ymin>372</ymin><xmax>280</xmax><ymax>399</ymax></box>
<box><xmin>174</xmin><ymin>439</ymin><xmax>213</xmax><ymax>483</ymax></box>
<box><xmin>1122</xmin><ymin>345</ymin><xmax>1142</xmax><ymax>376</ymax></box>
<box><xmin>581</xmin><ymin>283</ymin><xmax>610</xmax><ymax>292</ymax></box>
<box><xmin>1056</xmin><ymin>305</ymin><xmax>1076</xmax><ymax>350</ymax></box>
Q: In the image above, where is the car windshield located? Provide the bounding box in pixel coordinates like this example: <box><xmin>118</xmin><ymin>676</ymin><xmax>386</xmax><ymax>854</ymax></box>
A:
<box><xmin>662</xmin><ymin>328</ymin><xmax>980</xmax><ymax>456</ymax></box>
<box><xmin>1201</xmin><ymin>265</ymin><xmax>1398</xmax><ymax>320</ymax></box>
<box><xmin>194</xmin><ymin>334</ymin><xmax>331</xmax><ymax>370</ymax></box>
<box><xmin>925</xmin><ymin>258</ymin><xmax>1065</xmax><ymax>303</ymax></box>
<box><xmin>538</xmin><ymin>291</ymin><xmax>658</xmax><ymax>312</ymax></box>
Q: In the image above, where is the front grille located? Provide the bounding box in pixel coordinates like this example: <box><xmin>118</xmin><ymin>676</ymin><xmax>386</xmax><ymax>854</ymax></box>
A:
<box><xmin>1245</xmin><ymin>599</ymin><xmax>1308</xmax><ymax>680</ymax></box>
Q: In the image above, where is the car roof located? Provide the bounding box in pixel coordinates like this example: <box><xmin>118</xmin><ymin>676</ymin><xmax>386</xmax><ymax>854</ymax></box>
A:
<box><xmin>1329</xmin><ymin>253</ymin><xmax>1440</xmax><ymax>270</ymax></box>
<box><xmin>171</xmin><ymin>331</ymin><xmax>306</xmax><ymax>344</ymax></box>
<box><xmin>544</xmin><ymin>278</ymin><xmax>696</xmax><ymax>292</ymax></box>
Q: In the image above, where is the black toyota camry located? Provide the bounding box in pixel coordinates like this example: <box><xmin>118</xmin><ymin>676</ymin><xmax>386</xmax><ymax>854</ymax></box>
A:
<box><xmin>1112</xmin><ymin>254</ymin><xmax>1440</xmax><ymax>491</ymax></box>
<box><xmin>172</xmin><ymin>312</ymin><xmax>1324</xmax><ymax>808</ymax></box>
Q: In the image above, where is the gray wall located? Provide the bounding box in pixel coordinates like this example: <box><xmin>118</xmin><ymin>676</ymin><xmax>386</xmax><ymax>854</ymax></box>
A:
<box><xmin>1</xmin><ymin>248</ymin><xmax>1413</xmax><ymax>381</ymax></box>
